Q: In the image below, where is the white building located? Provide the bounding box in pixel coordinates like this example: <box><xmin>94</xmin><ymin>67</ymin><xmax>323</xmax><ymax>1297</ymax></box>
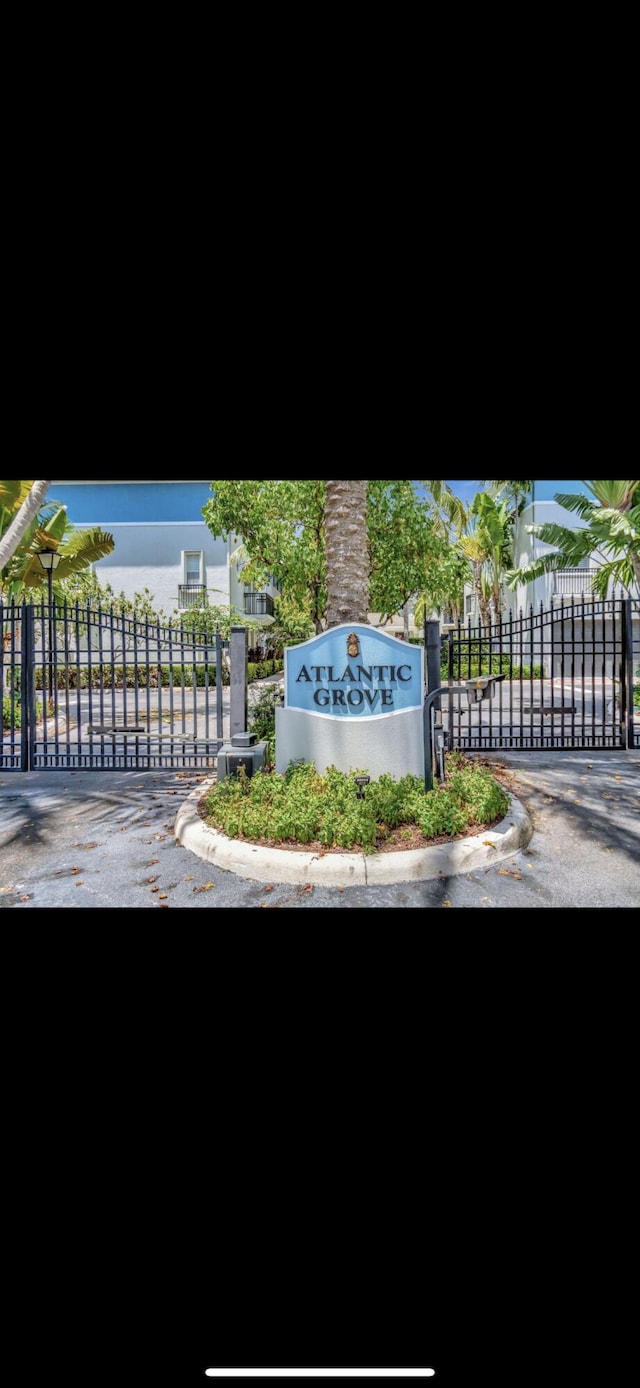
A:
<box><xmin>50</xmin><ymin>480</ymin><xmax>278</xmax><ymax>650</ymax></box>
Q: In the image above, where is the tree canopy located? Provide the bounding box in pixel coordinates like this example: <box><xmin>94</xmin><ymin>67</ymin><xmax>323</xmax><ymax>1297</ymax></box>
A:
<box><xmin>202</xmin><ymin>479</ymin><xmax>467</xmax><ymax>632</ymax></box>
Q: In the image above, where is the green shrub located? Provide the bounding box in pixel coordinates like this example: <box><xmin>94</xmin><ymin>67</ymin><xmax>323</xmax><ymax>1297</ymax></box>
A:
<box><xmin>3</xmin><ymin>696</ymin><xmax>44</xmax><ymax>731</ymax></box>
<box><xmin>204</xmin><ymin>755</ymin><xmax>509</xmax><ymax>854</ymax></box>
<box><xmin>3</xmin><ymin>694</ymin><xmax>17</xmax><ymax>730</ymax></box>
<box><xmin>248</xmin><ymin>684</ymin><xmax>282</xmax><ymax>765</ymax></box>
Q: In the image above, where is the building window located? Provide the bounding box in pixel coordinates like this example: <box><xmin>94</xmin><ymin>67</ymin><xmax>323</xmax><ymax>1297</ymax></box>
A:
<box><xmin>184</xmin><ymin>551</ymin><xmax>203</xmax><ymax>586</ymax></box>
<box><xmin>178</xmin><ymin>551</ymin><xmax>206</xmax><ymax>610</ymax></box>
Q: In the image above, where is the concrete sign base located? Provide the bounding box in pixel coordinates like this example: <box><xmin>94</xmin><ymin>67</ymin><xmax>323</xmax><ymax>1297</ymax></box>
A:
<box><xmin>275</xmin><ymin>705</ymin><xmax>425</xmax><ymax>780</ymax></box>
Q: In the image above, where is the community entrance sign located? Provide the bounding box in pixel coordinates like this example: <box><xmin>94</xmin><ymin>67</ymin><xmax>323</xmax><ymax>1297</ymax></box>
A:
<box><xmin>276</xmin><ymin>624</ymin><xmax>425</xmax><ymax>778</ymax></box>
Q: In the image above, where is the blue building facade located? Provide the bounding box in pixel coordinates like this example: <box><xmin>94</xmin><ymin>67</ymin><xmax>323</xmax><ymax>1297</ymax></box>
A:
<box><xmin>50</xmin><ymin>481</ymin><xmax>272</xmax><ymax>642</ymax></box>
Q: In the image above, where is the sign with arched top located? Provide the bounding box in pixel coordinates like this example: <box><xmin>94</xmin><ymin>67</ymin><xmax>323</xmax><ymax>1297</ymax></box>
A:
<box><xmin>284</xmin><ymin>623</ymin><xmax>423</xmax><ymax>719</ymax></box>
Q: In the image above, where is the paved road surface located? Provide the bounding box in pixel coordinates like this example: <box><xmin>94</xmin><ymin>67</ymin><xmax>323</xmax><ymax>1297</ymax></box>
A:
<box><xmin>1</xmin><ymin>748</ymin><xmax>637</xmax><ymax>910</ymax></box>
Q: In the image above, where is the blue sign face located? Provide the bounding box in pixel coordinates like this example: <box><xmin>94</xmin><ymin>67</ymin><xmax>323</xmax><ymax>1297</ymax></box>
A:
<box><xmin>284</xmin><ymin>624</ymin><xmax>424</xmax><ymax>718</ymax></box>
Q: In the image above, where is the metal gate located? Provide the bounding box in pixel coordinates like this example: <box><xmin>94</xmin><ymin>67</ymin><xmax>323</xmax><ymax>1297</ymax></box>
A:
<box><xmin>441</xmin><ymin>597</ymin><xmax>636</xmax><ymax>753</ymax></box>
<box><xmin>1</xmin><ymin>598</ymin><xmax>228</xmax><ymax>771</ymax></box>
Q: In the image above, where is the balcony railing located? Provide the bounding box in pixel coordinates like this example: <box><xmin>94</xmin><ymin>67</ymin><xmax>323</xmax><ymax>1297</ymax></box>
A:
<box><xmin>243</xmin><ymin>592</ymin><xmax>274</xmax><ymax>618</ymax></box>
<box><xmin>178</xmin><ymin>584</ymin><xmax>207</xmax><ymax>610</ymax></box>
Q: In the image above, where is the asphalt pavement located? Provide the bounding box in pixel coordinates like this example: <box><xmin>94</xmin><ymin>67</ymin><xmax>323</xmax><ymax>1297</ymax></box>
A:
<box><xmin>1</xmin><ymin>748</ymin><xmax>638</xmax><ymax>910</ymax></box>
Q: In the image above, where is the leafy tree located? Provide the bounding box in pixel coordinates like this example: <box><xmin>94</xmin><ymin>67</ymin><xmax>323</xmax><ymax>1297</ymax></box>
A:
<box><xmin>203</xmin><ymin>479</ymin><xmax>461</xmax><ymax>634</ymax></box>
<box><xmin>203</xmin><ymin>480</ymin><xmax>327</xmax><ymax>632</ymax></box>
<box><xmin>413</xmin><ymin>549</ymin><xmax>470</xmax><ymax>627</ymax></box>
<box><xmin>369</xmin><ymin>480</ymin><xmax>465</xmax><ymax>627</ymax></box>
<box><xmin>505</xmin><ymin>481</ymin><xmax>640</xmax><ymax>598</ymax></box>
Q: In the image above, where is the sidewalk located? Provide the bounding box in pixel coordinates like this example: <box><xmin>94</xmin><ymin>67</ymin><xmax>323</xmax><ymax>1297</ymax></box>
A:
<box><xmin>1</xmin><ymin>748</ymin><xmax>637</xmax><ymax>909</ymax></box>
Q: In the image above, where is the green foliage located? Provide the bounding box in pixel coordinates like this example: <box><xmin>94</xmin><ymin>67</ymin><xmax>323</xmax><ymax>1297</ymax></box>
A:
<box><xmin>203</xmin><ymin>755</ymin><xmax>509</xmax><ymax>854</ymax></box>
<box><xmin>439</xmin><ymin>642</ymin><xmax>543</xmax><ymax>680</ymax></box>
<box><xmin>1</xmin><ymin>486</ymin><xmax>114</xmax><ymax>599</ymax></box>
<box><xmin>247</xmin><ymin>659</ymin><xmax>284</xmax><ymax>683</ymax></box>
<box><xmin>203</xmin><ymin>480</ymin><xmax>327</xmax><ymax>632</ymax></box>
<box><xmin>248</xmin><ymin>682</ymin><xmax>283</xmax><ymax>765</ymax></box>
<box><xmin>174</xmin><ymin>599</ymin><xmax>258</xmax><ymax>641</ymax></box>
<box><xmin>367</xmin><ymin>480</ymin><xmax>453</xmax><ymax>622</ymax></box>
<box><xmin>202</xmin><ymin>479</ymin><xmax>468</xmax><ymax>635</ymax></box>
<box><xmin>2</xmin><ymin>693</ymin><xmax>16</xmax><ymax>729</ymax></box>
<box><xmin>3</xmin><ymin>694</ymin><xmax>43</xmax><ymax>730</ymax></box>
<box><xmin>506</xmin><ymin>481</ymin><xmax>640</xmax><ymax>599</ymax></box>
<box><xmin>414</xmin><ymin>549</ymin><xmax>470</xmax><ymax>625</ymax></box>
<box><xmin>31</xmin><ymin>663</ymin><xmax>229</xmax><ymax>692</ymax></box>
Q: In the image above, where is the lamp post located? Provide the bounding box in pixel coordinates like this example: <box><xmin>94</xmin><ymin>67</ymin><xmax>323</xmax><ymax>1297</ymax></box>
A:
<box><xmin>37</xmin><ymin>548</ymin><xmax>61</xmax><ymax>705</ymax></box>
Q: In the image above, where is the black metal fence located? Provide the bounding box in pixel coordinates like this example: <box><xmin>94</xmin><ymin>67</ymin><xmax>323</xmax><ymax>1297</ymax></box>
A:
<box><xmin>3</xmin><ymin>595</ymin><xmax>637</xmax><ymax>772</ymax></box>
<box><xmin>439</xmin><ymin>597</ymin><xmax>636</xmax><ymax>752</ymax></box>
<box><xmin>1</xmin><ymin>598</ymin><xmax>228</xmax><ymax>771</ymax></box>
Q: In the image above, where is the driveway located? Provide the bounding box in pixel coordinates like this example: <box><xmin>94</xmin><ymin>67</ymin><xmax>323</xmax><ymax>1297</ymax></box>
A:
<box><xmin>1</xmin><ymin>748</ymin><xmax>637</xmax><ymax>909</ymax></box>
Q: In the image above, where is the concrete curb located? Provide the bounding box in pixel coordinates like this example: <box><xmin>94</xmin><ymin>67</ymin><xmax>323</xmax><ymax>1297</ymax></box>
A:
<box><xmin>174</xmin><ymin>777</ymin><xmax>534</xmax><ymax>885</ymax></box>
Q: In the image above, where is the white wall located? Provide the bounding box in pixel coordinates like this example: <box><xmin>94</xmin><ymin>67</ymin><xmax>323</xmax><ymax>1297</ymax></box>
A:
<box><xmin>93</xmin><ymin>523</ymin><xmax>229</xmax><ymax>616</ymax></box>
<box><xmin>507</xmin><ymin>499</ymin><xmax>589</xmax><ymax>616</ymax></box>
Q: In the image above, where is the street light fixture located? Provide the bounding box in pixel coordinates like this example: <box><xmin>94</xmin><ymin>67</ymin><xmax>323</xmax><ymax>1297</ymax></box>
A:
<box><xmin>37</xmin><ymin>548</ymin><xmax>61</xmax><ymax>704</ymax></box>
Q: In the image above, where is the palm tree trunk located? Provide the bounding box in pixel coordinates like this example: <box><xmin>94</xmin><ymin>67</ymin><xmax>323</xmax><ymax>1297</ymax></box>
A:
<box><xmin>325</xmin><ymin>480</ymin><xmax>369</xmax><ymax>628</ymax></box>
<box><xmin>0</xmin><ymin>481</ymin><xmax>52</xmax><ymax>576</ymax></box>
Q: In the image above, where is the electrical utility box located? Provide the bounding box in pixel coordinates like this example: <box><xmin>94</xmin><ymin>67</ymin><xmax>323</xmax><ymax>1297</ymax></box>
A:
<box><xmin>216</xmin><ymin>732</ymin><xmax>269</xmax><ymax>784</ymax></box>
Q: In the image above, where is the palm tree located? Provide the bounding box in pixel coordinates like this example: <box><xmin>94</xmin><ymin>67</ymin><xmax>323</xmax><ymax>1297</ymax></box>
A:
<box><xmin>480</xmin><ymin>480</ymin><xmax>533</xmax><ymax>514</ymax></box>
<box><xmin>459</xmin><ymin>532</ymin><xmax>492</xmax><ymax>627</ymax></box>
<box><xmin>324</xmin><ymin>480</ymin><xmax>369</xmax><ymax>627</ymax></box>
<box><xmin>0</xmin><ymin>481</ymin><xmax>52</xmax><ymax>574</ymax></box>
<box><xmin>422</xmin><ymin>480</ymin><xmax>468</xmax><ymax>537</ymax></box>
<box><xmin>470</xmin><ymin>491</ymin><xmax>513</xmax><ymax>619</ymax></box>
<box><xmin>505</xmin><ymin>481</ymin><xmax>640</xmax><ymax>598</ymax></box>
<box><xmin>1</xmin><ymin>487</ymin><xmax>114</xmax><ymax>599</ymax></box>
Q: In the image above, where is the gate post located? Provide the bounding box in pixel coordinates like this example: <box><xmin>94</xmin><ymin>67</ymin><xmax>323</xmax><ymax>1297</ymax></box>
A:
<box><xmin>22</xmin><ymin>601</ymin><xmax>34</xmax><ymax>772</ymax></box>
<box><xmin>216</xmin><ymin>629</ymin><xmax>224</xmax><ymax>743</ymax></box>
<box><xmin>425</xmin><ymin>618</ymin><xmax>441</xmax><ymax>707</ymax></box>
<box><xmin>229</xmin><ymin>625</ymin><xmax>248</xmax><ymax>738</ymax></box>
<box><xmin>424</xmin><ymin>618</ymin><xmax>442</xmax><ymax>785</ymax></box>
<box><xmin>622</xmin><ymin>598</ymin><xmax>635</xmax><ymax>750</ymax></box>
